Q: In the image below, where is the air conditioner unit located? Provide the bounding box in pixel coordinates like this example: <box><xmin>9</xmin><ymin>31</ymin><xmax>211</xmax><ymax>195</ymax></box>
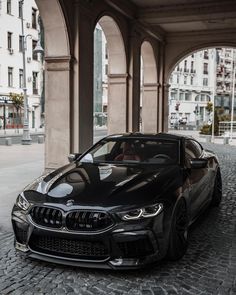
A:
<box><xmin>27</xmin><ymin>77</ymin><xmax>32</xmax><ymax>82</ymax></box>
<box><xmin>26</xmin><ymin>22</ymin><xmax>31</xmax><ymax>28</ymax></box>
<box><xmin>9</xmin><ymin>48</ymin><xmax>14</xmax><ymax>55</ymax></box>
<box><xmin>27</xmin><ymin>57</ymin><xmax>31</xmax><ymax>63</ymax></box>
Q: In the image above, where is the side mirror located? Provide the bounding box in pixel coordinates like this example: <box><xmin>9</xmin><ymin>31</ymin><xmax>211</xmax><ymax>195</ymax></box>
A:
<box><xmin>190</xmin><ymin>158</ymin><xmax>208</xmax><ymax>169</ymax></box>
<box><xmin>68</xmin><ymin>153</ymin><xmax>82</xmax><ymax>163</ymax></box>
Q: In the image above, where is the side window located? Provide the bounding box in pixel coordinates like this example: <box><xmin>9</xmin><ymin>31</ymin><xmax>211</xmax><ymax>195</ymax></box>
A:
<box><xmin>93</xmin><ymin>141</ymin><xmax>116</xmax><ymax>160</ymax></box>
<box><xmin>185</xmin><ymin>140</ymin><xmax>202</xmax><ymax>167</ymax></box>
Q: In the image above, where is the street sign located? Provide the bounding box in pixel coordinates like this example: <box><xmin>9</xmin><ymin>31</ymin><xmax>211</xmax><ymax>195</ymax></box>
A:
<box><xmin>0</xmin><ymin>96</ymin><xmax>13</xmax><ymax>104</ymax></box>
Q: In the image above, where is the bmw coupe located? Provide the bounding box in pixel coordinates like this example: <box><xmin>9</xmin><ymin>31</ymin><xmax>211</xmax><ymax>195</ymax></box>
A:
<box><xmin>12</xmin><ymin>133</ymin><xmax>222</xmax><ymax>269</ymax></box>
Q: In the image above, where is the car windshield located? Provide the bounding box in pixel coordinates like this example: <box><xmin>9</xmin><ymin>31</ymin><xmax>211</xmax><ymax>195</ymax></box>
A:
<box><xmin>80</xmin><ymin>137</ymin><xmax>180</xmax><ymax>165</ymax></box>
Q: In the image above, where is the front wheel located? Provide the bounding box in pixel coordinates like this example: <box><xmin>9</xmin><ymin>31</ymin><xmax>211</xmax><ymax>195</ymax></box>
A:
<box><xmin>211</xmin><ymin>169</ymin><xmax>222</xmax><ymax>206</ymax></box>
<box><xmin>167</xmin><ymin>198</ymin><xmax>189</xmax><ymax>260</ymax></box>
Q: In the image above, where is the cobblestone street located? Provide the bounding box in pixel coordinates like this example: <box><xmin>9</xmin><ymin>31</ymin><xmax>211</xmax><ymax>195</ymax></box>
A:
<box><xmin>0</xmin><ymin>143</ymin><xmax>235</xmax><ymax>295</ymax></box>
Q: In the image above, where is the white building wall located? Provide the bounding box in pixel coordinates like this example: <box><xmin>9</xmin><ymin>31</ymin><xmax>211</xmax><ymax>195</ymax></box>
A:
<box><xmin>169</xmin><ymin>49</ymin><xmax>215</xmax><ymax>126</ymax></box>
<box><xmin>0</xmin><ymin>0</ymin><xmax>42</xmax><ymax>129</ymax></box>
<box><xmin>169</xmin><ymin>47</ymin><xmax>236</xmax><ymax>128</ymax></box>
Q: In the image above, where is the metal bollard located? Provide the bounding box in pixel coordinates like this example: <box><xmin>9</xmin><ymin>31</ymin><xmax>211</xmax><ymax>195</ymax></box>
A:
<box><xmin>38</xmin><ymin>135</ymin><xmax>44</xmax><ymax>144</ymax></box>
<box><xmin>223</xmin><ymin>136</ymin><xmax>229</xmax><ymax>145</ymax></box>
<box><xmin>5</xmin><ymin>138</ymin><xmax>12</xmax><ymax>146</ymax></box>
<box><xmin>206</xmin><ymin>136</ymin><xmax>211</xmax><ymax>143</ymax></box>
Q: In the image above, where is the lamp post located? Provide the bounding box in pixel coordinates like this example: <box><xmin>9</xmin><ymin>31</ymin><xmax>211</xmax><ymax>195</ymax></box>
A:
<box><xmin>20</xmin><ymin>0</ymin><xmax>44</xmax><ymax>144</ymax></box>
<box><xmin>20</xmin><ymin>0</ymin><xmax>31</xmax><ymax>144</ymax></box>
<box><xmin>230</xmin><ymin>64</ymin><xmax>236</xmax><ymax>141</ymax></box>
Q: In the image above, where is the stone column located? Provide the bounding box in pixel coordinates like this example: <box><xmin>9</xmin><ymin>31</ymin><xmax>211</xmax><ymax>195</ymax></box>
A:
<box><xmin>73</xmin><ymin>3</ymin><xmax>94</xmax><ymax>153</ymax></box>
<box><xmin>107</xmin><ymin>73</ymin><xmax>128</xmax><ymax>134</ymax></box>
<box><xmin>163</xmin><ymin>83</ymin><xmax>170</xmax><ymax>132</ymax></box>
<box><xmin>141</xmin><ymin>83</ymin><xmax>159</xmax><ymax>133</ymax></box>
<box><xmin>44</xmin><ymin>56</ymin><xmax>71</xmax><ymax>170</ymax></box>
<box><xmin>128</xmin><ymin>30</ymin><xmax>141</xmax><ymax>132</ymax></box>
<box><xmin>158</xmin><ymin>43</ymin><xmax>165</xmax><ymax>132</ymax></box>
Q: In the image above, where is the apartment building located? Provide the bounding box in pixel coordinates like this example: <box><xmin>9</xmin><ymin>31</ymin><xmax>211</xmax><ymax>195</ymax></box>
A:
<box><xmin>169</xmin><ymin>48</ymin><xmax>236</xmax><ymax>126</ymax></box>
<box><xmin>0</xmin><ymin>0</ymin><xmax>42</xmax><ymax>129</ymax></box>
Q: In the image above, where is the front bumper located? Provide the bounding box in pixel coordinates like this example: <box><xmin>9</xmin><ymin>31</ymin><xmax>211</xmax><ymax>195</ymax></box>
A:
<box><xmin>12</xmin><ymin>205</ymin><xmax>166</xmax><ymax>269</ymax></box>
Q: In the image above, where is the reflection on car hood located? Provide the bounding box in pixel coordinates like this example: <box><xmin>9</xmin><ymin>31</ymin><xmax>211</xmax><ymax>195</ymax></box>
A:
<box><xmin>24</xmin><ymin>162</ymin><xmax>182</xmax><ymax>209</ymax></box>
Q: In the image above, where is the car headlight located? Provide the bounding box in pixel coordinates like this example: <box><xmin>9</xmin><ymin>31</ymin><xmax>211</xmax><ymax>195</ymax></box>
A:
<box><xmin>119</xmin><ymin>203</ymin><xmax>163</xmax><ymax>221</ymax></box>
<box><xmin>16</xmin><ymin>192</ymin><xmax>30</xmax><ymax>211</ymax></box>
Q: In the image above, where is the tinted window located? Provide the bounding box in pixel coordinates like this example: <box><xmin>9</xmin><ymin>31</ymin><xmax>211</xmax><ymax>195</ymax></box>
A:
<box><xmin>80</xmin><ymin>138</ymin><xmax>180</xmax><ymax>165</ymax></box>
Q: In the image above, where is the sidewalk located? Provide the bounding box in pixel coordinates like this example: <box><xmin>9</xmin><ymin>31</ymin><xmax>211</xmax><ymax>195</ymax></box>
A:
<box><xmin>0</xmin><ymin>144</ymin><xmax>44</xmax><ymax>232</ymax></box>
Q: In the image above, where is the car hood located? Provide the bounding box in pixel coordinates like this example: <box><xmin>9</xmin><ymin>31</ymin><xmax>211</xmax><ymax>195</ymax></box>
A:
<box><xmin>24</xmin><ymin>162</ymin><xmax>182</xmax><ymax>210</ymax></box>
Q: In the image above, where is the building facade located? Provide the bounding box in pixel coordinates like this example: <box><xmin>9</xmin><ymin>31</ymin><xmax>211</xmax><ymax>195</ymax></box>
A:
<box><xmin>0</xmin><ymin>0</ymin><xmax>42</xmax><ymax>130</ymax></box>
<box><xmin>169</xmin><ymin>48</ymin><xmax>236</xmax><ymax>127</ymax></box>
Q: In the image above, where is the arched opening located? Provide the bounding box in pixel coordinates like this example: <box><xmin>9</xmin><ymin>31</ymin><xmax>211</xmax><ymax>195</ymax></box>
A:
<box><xmin>168</xmin><ymin>47</ymin><xmax>236</xmax><ymax>138</ymax></box>
<box><xmin>140</xmin><ymin>41</ymin><xmax>158</xmax><ymax>133</ymax></box>
<box><xmin>35</xmin><ymin>0</ymin><xmax>71</xmax><ymax>169</ymax></box>
<box><xmin>93</xmin><ymin>15</ymin><xmax>127</xmax><ymax>142</ymax></box>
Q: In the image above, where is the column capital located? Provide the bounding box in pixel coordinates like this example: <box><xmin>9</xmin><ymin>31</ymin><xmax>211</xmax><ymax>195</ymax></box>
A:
<box><xmin>45</xmin><ymin>56</ymin><xmax>72</xmax><ymax>71</ymax></box>
<box><xmin>108</xmin><ymin>73</ymin><xmax>129</xmax><ymax>84</ymax></box>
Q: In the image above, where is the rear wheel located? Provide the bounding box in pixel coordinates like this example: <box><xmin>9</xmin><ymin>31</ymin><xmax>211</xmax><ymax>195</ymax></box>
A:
<box><xmin>167</xmin><ymin>198</ymin><xmax>189</xmax><ymax>260</ymax></box>
<box><xmin>211</xmin><ymin>169</ymin><xmax>222</xmax><ymax>206</ymax></box>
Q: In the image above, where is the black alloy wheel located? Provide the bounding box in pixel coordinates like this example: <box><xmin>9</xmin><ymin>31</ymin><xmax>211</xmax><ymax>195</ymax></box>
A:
<box><xmin>211</xmin><ymin>169</ymin><xmax>222</xmax><ymax>206</ymax></box>
<box><xmin>167</xmin><ymin>198</ymin><xmax>189</xmax><ymax>260</ymax></box>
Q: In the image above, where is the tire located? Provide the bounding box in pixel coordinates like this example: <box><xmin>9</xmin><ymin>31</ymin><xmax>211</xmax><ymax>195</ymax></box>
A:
<box><xmin>211</xmin><ymin>169</ymin><xmax>222</xmax><ymax>206</ymax></box>
<box><xmin>167</xmin><ymin>198</ymin><xmax>189</xmax><ymax>260</ymax></box>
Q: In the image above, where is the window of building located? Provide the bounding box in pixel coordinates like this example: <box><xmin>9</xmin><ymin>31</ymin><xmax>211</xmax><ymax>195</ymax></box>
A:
<box><xmin>203</xmin><ymin>50</ymin><xmax>209</xmax><ymax>59</ymax></box>
<box><xmin>19</xmin><ymin>69</ymin><xmax>24</xmax><ymax>88</ymax></box>
<box><xmin>32</xmin><ymin>72</ymin><xmax>38</xmax><ymax>94</ymax></box>
<box><xmin>7</xmin><ymin>32</ymin><xmax>12</xmax><ymax>49</ymax></box>
<box><xmin>203</xmin><ymin>63</ymin><xmax>208</xmax><ymax>74</ymax></box>
<box><xmin>184</xmin><ymin>60</ymin><xmax>187</xmax><ymax>71</ymax></box>
<box><xmin>171</xmin><ymin>92</ymin><xmax>177</xmax><ymax>100</ymax></box>
<box><xmin>8</xmin><ymin>67</ymin><xmax>13</xmax><ymax>87</ymax></box>
<box><xmin>105</xmin><ymin>43</ymin><xmax>108</xmax><ymax>59</ymax></box>
<box><xmin>191</xmin><ymin>61</ymin><xmax>194</xmax><ymax>70</ymax></box>
<box><xmin>185</xmin><ymin>93</ymin><xmax>191</xmax><ymax>101</ymax></box>
<box><xmin>203</xmin><ymin>78</ymin><xmax>208</xmax><ymax>86</ymax></box>
<box><xmin>19</xmin><ymin>35</ymin><xmax>24</xmax><ymax>52</ymax></box>
<box><xmin>32</xmin><ymin>40</ymin><xmax>37</xmax><ymax>60</ymax></box>
<box><xmin>32</xmin><ymin>8</ymin><xmax>37</xmax><ymax>29</ymax></box>
<box><xmin>105</xmin><ymin>64</ymin><xmax>108</xmax><ymax>75</ymax></box>
<box><xmin>184</xmin><ymin>76</ymin><xmax>187</xmax><ymax>85</ymax></box>
<box><xmin>19</xmin><ymin>1</ymin><xmax>23</xmax><ymax>18</ymax></box>
<box><xmin>201</xmin><ymin>94</ymin><xmax>206</xmax><ymax>101</ymax></box>
<box><xmin>7</xmin><ymin>0</ymin><xmax>11</xmax><ymax>14</ymax></box>
<box><xmin>177</xmin><ymin>75</ymin><xmax>179</xmax><ymax>84</ymax></box>
<box><xmin>179</xmin><ymin>93</ymin><xmax>184</xmax><ymax>100</ymax></box>
<box><xmin>190</xmin><ymin>76</ymin><xmax>194</xmax><ymax>85</ymax></box>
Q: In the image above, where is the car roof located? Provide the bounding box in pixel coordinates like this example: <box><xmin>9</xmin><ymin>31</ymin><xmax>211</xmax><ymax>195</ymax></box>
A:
<box><xmin>106</xmin><ymin>132</ymin><xmax>193</xmax><ymax>141</ymax></box>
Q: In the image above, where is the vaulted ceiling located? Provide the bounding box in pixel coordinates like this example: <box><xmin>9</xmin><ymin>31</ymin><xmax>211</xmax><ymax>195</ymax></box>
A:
<box><xmin>106</xmin><ymin>0</ymin><xmax>236</xmax><ymax>40</ymax></box>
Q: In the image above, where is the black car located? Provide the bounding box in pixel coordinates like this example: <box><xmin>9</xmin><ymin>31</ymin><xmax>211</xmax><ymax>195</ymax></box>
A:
<box><xmin>12</xmin><ymin>133</ymin><xmax>222</xmax><ymax>269</ymax></box>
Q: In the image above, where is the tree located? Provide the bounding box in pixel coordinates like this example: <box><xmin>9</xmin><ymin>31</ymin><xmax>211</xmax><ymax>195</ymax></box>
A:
<box><xmin>9</xmin><ymin>92</ymin><xmax>24</xmax><ymax>128</ymax></box>
<box><xmin>205</xmin><ymin>102</ymin><xmax>213</xmax><ymax>114</ymax></box>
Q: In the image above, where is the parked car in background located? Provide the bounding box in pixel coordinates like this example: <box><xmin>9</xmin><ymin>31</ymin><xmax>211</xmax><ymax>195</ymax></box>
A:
<box><xmin>12</xmin><ymin>133</ymin><xmax>222</xmax><ymax>269</ymax></box>
<box><xmin>179</xmin><ymin>116</ymin><xmax>187</xmax><ymax>125</ymax></box>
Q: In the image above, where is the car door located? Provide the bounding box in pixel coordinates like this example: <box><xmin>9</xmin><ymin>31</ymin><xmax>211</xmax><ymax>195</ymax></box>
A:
<box><xmin>185</xmin><ymin>139</ymin><xmax>209</xmax><ymax>219</ymax></box>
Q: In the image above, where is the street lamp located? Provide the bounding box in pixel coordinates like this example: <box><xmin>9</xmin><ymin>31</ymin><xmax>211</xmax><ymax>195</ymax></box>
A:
<box><xmin>20</xmin><ymin>0</ymin><xmax>44</xmax><ymax>145</ymax></box>
<box><xmin>230</xmin><ymin>64</ymin><xmax>236</xmax><ymax>141</ymax></box>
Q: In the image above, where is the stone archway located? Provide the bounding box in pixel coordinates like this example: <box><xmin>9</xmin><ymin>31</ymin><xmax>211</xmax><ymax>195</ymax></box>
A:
<box><xmin>98</xmin><ymin>16</ymin><xmax>127</xmax><ymax>134</ymax></box>
<box><xmin>35</xmin><ymin>0</ymin><xmax>71</xmax><ymax>170</ymax></box>
<box><xmin>140</xmin><ymin>41</ymin><xmax>158</xmax><ymax>133</ymax></box>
